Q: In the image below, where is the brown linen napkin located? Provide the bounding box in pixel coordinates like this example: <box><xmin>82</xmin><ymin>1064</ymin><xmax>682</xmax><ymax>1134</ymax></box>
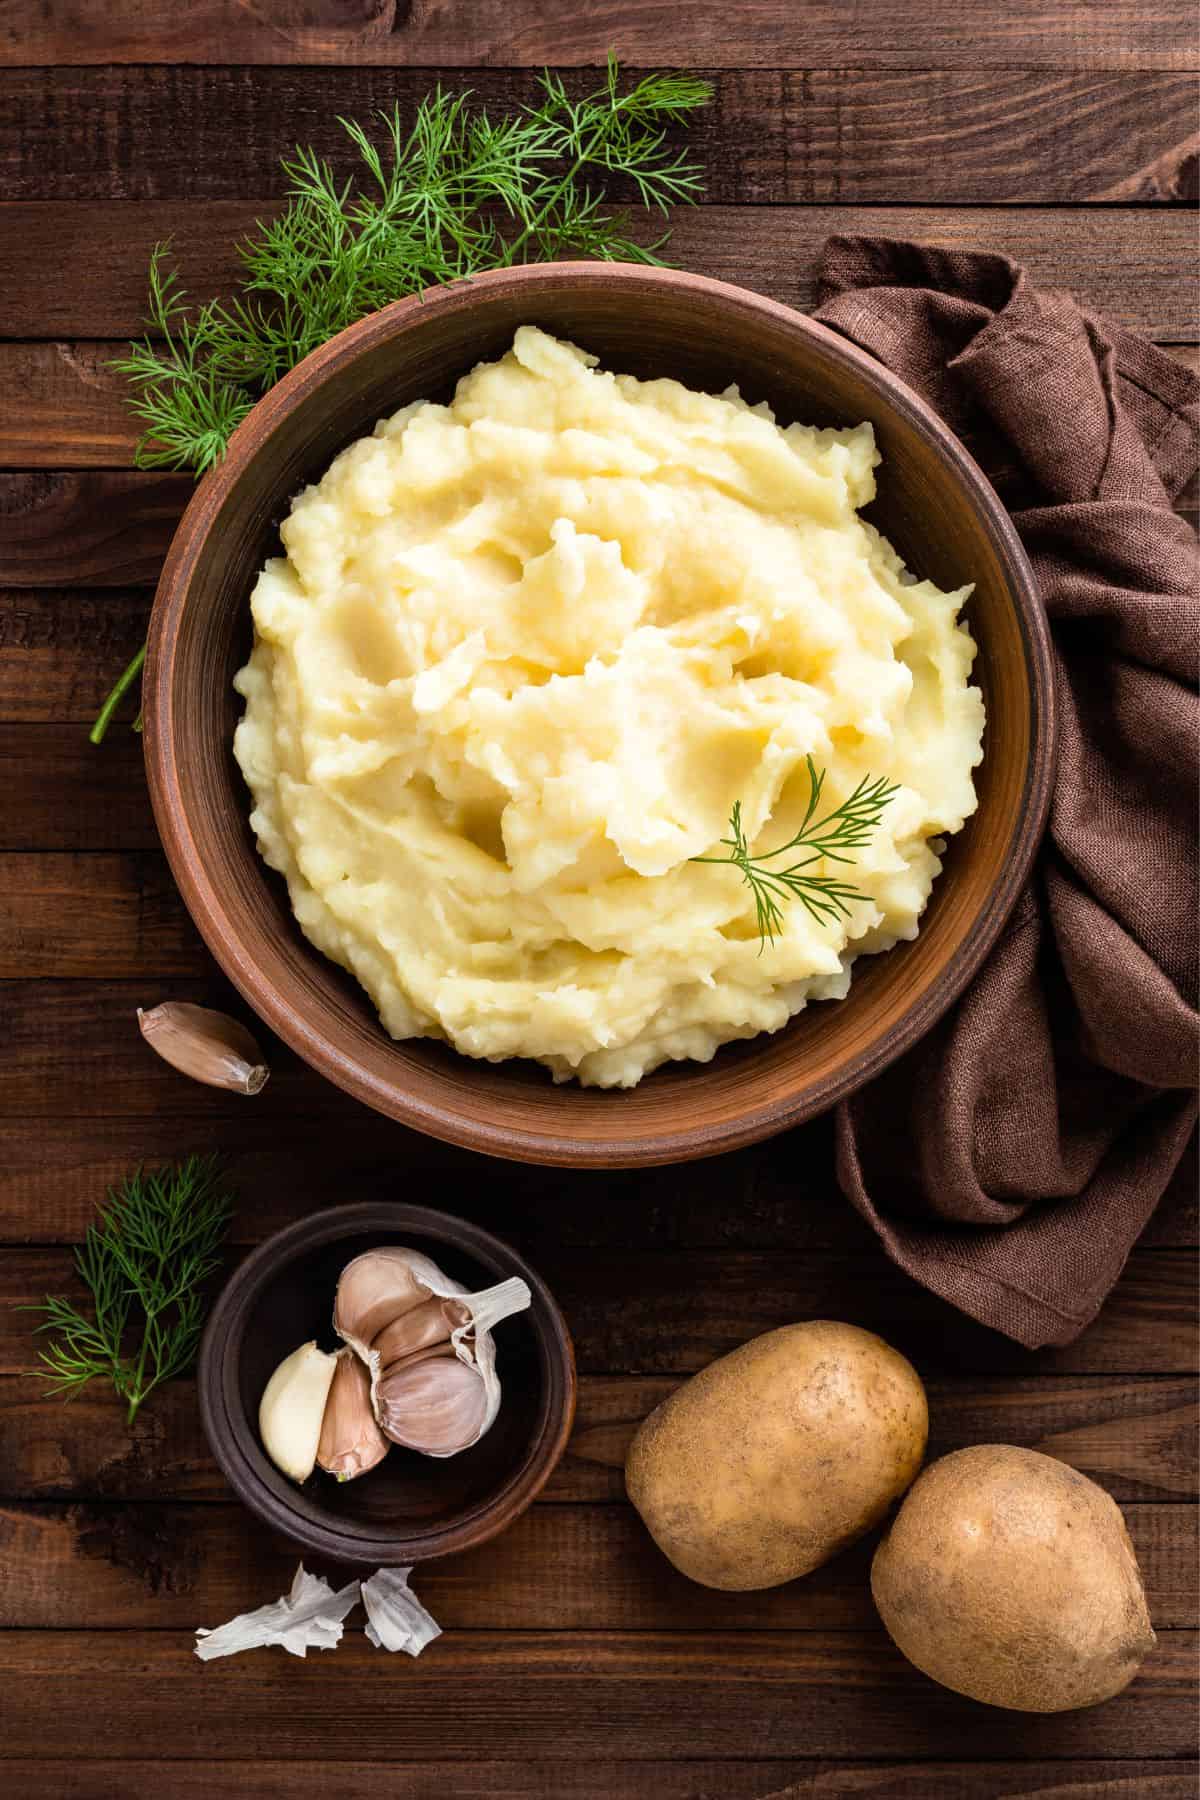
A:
<box><xmin>810</xmin><ymin>237</ymin><xmax>1199</xmax><ymax>1349</ymax></box>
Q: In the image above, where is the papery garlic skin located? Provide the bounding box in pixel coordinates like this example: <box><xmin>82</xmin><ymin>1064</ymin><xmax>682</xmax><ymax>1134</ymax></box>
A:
<box><xmin>372</xmin><ymin>1295</ymin><xmax>469</xmax><ymax>1370</ymax></box>
<box><xmin>316</xmin><ymin>1348</ymin><xmax>390</xmax><ymax>1481</ymax></box>
<box><xmin>195</xmin><ymin>1563</ymin><xmax>360</xmax><ymax>1661</ymax></box>
<box><xmin>259</xmin><ymin>1341</ymin><xmax>338</xmax><ymax>1483</ymax></box>
<box><xmin>362</xmin><ymin>1567</ymin><xmax>442</xmax><ymax>1656</ymax></box>
<box><xmin>138</xmin><ymin>1002</ymin><xmax>269</xmax><ymax>1094</ymax></box>
<box><xmin>334</xmin><ymin>1249</ymin><xmax>432</xmax><ymax>1353</ymax></box>
<box><xmin>375</xmin><ymin>1351</ymin><xmax>490</xmax><ymax>1456</ymax></box>
<box><xmin>333</xmin><ymin>1248</ymin><xmax>532</xmax><ymax>1457</ymax></box>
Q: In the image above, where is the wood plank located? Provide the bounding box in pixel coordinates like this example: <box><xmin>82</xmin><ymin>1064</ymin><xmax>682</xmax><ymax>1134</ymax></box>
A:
<box><xmin>0</xmin><ymin>726</ymin><xmax>154</xmax><ymax>849</ymax></box>
<box><xmin>1</xmin><ymin>1</ymin><xmax>1193</xmax><ymax>70</ymax></box>
<box><xmin>0</xmin><ymin>1101</ymin><xmax>1190</xmax><ymax>1250</ymax></box>
<box><xmin>0</xmin><ymin>1630</ymin><xmax>1193</xmax><ymax>1761</ymax></box>
<box><xmin>4</xmin><ymin>340</ymin><xmax>1198</xmax><ymax>474</ymax></box>
<box><xmin>2</xmin><ymin>204</ymin><xmax>1195</xmax><ymax>341</ymax></box>
<box><xmin>0</xmin><ymin>1107</ymin><xmax>870</xmax><ymax>1250</ymax></box>
<box><xmin>1</xmin><ymin>1376</ymin><xmax>1194</xmax><ymax>1504</ymax></box>
<box><xmin>0</xmin><ymin>344</ymin><xmax>138</xmax><ymax>468</ymax></box>
<box><xmin>3</xmin><ymin>69</ymin><xmax>1196</xmax><ymax>206</ymax></box>
<box><xmin>0</xmin><ymin>852</ymin><xmax>204</xmax><ymax>975</ymax></box>
<box><xmin>0</xmin><ymin>474</ymin><xmax>190</xmax><ymax>587</ymax></box>
<box><xmin>5</xmin><ymin>1766</ymin><xmax>1198</xmax><ymax>1800</ymax></box>
<box><xmin>0</xmin><ymin>589</ymin><xmax>149</xmax><ymax>719</ymax></box>
<box><xmin>0</xmin><ymin>1498</ymin><xmax>1192</xmax><ymax>1631</ymax></box>
<box><xmin>2</xmin><ymin>1242</ymin><xmax>1195</xmax><ymax>1375</ymax></box>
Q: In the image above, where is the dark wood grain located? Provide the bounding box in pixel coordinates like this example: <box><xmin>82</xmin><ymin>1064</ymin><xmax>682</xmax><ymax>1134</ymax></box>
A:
<box><xmin>0</xmin><ymin>728</ymin><xmax>155</xmax><ymax>849</ymax></box>
<box><xmin>1</xmin><ymin>1377</ymin><xmax>1194</xmax><ymax>1504</ymax></box>
<box><xmin>5</xmin><ymin>1763</ymin><xmax>1197</xmax><ymax>1800</ymax></box>
<box><xmin>2</xmin><ymin>20</ymin><xmax>1197</xmax><ymax>1792</ymax></box>
<box><xmin>0</xmin><ymin>589</ymin><xmax>150</xmax><ymax>717</ymax></box>
<box><xmin>0</xmin><ymin>344</ymin><xmax>137</xmax><ymax>467</ymax></box>
<box><xmin>3</xmin><ymin>68</ymin><xmax>1196</xmax><ymax>205</ymax></box>
<box><xmin>1</xmin><ymin>1</ymin><xmax>1194</xmax><ymax>69</ymax></box>
<box><xmin>0</xmin><ymin>1107</ymin><xmax>856</xmax><ymax>1247</ymax></box>
<box><xmin>0</xmin><ymin>1629</ymin><xmax>1193</xmax><ymax>1761</ymax></box>
<box><xmin>0</xmin><ymin>474</ymin><xmax>191</xmax><ymax>586</ymax></box>
<box><xmin>0</xmin><ymin>1102</ymin><xmax>1192</xmax><ymax>1249</ymax></box>
<box><xmin>0</xmin><ymin>852</ymin><xmax>204</xmax><ymax>975</ymax></box>
<box><xmin>2</xmin><ymin>1243</ymin><xmax>1195</xmax><ymax>1375</ymax></box>
<box><xmin>2</xmin><ymin>203</ymin><xmax>1196</xmax><ymax>339</ymax></box>
<box><xmin>1</xmin><ymin>1498</ymin><xmax>1192</xmax><ymax>1629</ymax></box>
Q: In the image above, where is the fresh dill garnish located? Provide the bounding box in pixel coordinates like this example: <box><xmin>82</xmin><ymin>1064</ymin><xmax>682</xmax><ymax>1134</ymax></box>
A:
<box><xmin>692</xmin><ymin>757</ymin><xmax>901</xmax><ymax>951</ymax></box>
<box><xmin>91</xmin><ymin>58</ymin><xmax>710</xmax><ymax>743</ymax></box>
<box><xmin>25</xmin><ymin>1155</ymin><xmax>235</xmax><ymax>1424</ymax></box>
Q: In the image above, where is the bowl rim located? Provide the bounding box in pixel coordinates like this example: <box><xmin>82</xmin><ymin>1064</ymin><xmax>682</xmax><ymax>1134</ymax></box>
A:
<box><xmin>197</xmin><ymin>1201</ymin><xmax>578</xmax><ymax>1564</ymax></box>
<box><xmin>145</xmin><ymin>261</ymin><xmax>1057</xmax><ymax>1166</ymax></box>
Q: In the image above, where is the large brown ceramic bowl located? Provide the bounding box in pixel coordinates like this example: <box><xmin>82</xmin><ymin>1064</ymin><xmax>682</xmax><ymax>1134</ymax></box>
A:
<box><xmin>145</xmin><ymin>264</ymin><xmax>1055</xmax><ymax>1166</ymax></box>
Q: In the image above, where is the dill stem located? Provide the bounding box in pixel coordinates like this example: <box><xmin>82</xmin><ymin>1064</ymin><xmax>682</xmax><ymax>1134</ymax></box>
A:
<box><xmin>499</xmin><ymin>123</ymin><xmax>608</xmax><ymax>267</ymax></box>
<box><xmin>90</xmin><ymin>641</ymin><xmax>146</xmax><ymax>745</ymax></box>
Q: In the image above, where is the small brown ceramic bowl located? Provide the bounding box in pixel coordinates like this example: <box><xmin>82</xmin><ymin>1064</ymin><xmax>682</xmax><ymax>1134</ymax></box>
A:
<box><xmin>145</xmin><ymin>264</ymin><xmax>1055</xmax><ymax>1166</ymax></box>
<box><xmin>197</xmin><ymin>1203</ymin><xmax>576</xmax><ymax>1565</ymax></box>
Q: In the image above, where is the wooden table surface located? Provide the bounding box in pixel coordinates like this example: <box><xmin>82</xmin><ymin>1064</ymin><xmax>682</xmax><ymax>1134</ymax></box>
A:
<box><xmin>0</xmin><ymin>6</ymin><xmax>1196</xmax><ymax>1797</ymax></box>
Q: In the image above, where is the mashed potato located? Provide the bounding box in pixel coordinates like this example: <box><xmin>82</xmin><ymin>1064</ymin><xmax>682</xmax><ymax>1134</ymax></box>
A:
<box><xmin>234</xmin><ymin>327</ymin><xmax>984</xmax><ymax>1087</ymax></box>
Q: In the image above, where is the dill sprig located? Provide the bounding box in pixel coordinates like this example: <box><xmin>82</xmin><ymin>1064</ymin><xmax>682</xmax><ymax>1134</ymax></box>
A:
<box><xmin>91</xmin><ymin>58</ymin><xmax>710</xmax><ymax>743</ymax></box>
<box><xmin>24</xmin><ymin>1155</ymin><xmax>235</xmax><ymax>1424</ymax></box>
<box><xmin>692</xmin><ymin>758</ymin><xmax>901</xmax><ymax>951</ymax></box>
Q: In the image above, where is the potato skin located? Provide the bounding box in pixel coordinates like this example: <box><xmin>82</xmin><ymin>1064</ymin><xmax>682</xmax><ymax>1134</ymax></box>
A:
<box><xmin>871</xmin><ymin>1445</ymin><xmax>1156</xmax><ymax>1712</ymax></box>
<box><xmin>624</xmin><ymin>1321</ymin><xmax>928</xmax><ymax>1590</ymax></box>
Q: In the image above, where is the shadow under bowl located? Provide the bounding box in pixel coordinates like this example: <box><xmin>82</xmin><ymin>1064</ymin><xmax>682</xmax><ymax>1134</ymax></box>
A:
<box><xmin>197</xmin><ymin>1203</ymin><xmax>576</xmax><ymax>1565</ymax></box>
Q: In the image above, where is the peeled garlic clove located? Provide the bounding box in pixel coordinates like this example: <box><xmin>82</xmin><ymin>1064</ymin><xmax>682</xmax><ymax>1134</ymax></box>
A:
<box><xmin>334</xmin><ymin>1248</ymin><xmax>434</xmax><ymax>1354</ymax></box>
<box><xmin>375</xmin><ymin>1353</ymin><xmax>490</xmax><ymax>1457</ymax></box>
<box><xmin>259</xmin><ymin>1341</ymin><xmax>338</xmax><ymax>1483</ymax></box>
<box><xmin>316</xmin><ymin>1348</ymin><xmax>390</xmax><ymax>1482</ymax></box>
<box><xmin>372</xmin><ymin>1295</ymin><xmax>469</xmax><ymax>1370</ymax></box>
<box><xmin>138</xmin><ymin>1002</ymin><xmax>269</xmax><ymax>1095</ymax></box>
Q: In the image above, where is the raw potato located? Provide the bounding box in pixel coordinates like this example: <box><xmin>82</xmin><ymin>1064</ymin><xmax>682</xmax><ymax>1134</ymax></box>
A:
<box><xmin>871</xmin><ymin>1445</ymin><xmax>1157</xmax><ymax>1712</ymax></box>
<box><xmin>625</xmin><ymin>1321</ymin><xmax>928</xmax><ymax>1590</ymax></box>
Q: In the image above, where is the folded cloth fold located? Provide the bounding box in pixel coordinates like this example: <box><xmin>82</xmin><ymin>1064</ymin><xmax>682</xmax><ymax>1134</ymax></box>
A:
<box><xmin>810</xmin><ymin>237</ymin><xmax>1198</xmax><ymax>1348</ymax></box>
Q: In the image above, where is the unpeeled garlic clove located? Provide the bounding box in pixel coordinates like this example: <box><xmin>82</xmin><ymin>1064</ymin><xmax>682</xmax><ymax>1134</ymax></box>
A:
<box><xmin>316</xmin><ymin>1349</ymin><xmax>390</xmax><ymax>1482</ymax></box>
<box><xmin>333</xmin><ymin>1248</ymin><xmax>432</xmax><ymax>1354</ymax></box>
<box><xmin>259</xmin><ymin>1341</ymin><xmax>338</xmax><ymax>1483</ymax></box>
<box><xmin>372</xmin><ymin>1295</ymin><xmax>469</xmax><ymax>1370</ymax></box>
<box><xmin>138</xmin><ymin>1001</ymin><xmax>269</xmax><ymax>1095</ymax></box>
<box><xmin>374</xmin><ymin>1352</ymin><xmax>491</xmax><ymax>1457</ymax></box>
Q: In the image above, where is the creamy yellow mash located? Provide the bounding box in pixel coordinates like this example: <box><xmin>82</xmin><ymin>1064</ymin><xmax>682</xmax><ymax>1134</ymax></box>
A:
<box><xmin>234</xmin><ymin>327</ymin><xmax>984</xmax><ymax>1087</ymax></box>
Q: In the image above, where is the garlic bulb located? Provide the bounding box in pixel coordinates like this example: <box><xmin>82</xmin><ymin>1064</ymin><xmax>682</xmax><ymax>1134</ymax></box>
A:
<box><xmin>375</xmin><ymin>1350</ymin><xmax>490</xmax><ymax>1456</ymax></box>
<box><xmin>334</xmin><ymin>1248</ymin><xmax>531</xmax><ymax>1459</ymax></box>
<box><xmin>316</xmin><ymin>1348</ymin><xmax>390</xmax><ymax>1482</ymax></box>
<box><xmin>259</xmin><ymin>1341</ymin><xmax>338</xmax><ymax>1483</ymax></box>
<box><xmin>138</xmin><ymin>1002</ymin><xmax>269</xmax><ymax>1095</ymax></box>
